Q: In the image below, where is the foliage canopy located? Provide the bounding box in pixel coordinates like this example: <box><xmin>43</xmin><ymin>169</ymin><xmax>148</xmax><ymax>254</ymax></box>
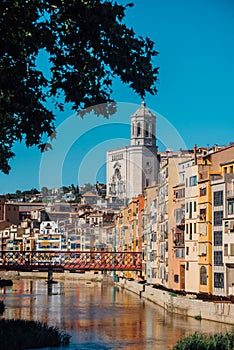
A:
<box><xmin>0</xmin><ymin>0</ymin><xmax>158</xmax><ymax>173</ymax></box>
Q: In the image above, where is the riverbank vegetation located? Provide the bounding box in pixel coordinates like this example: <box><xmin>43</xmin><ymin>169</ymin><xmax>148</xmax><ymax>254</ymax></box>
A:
<box><xmin>172</xmin><ymin>328</ymin><xmax>234</xmax><ymax>349</ymax></box>
<box><xmin>0</xmin><ymin>319</ymin><xmax>71</xmax><ymax>350</ymax></box>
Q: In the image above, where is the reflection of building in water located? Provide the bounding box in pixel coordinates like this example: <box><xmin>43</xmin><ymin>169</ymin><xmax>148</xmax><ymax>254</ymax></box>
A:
<box><xmin>3</xmin><ymin>280</ymin><xmax>35</xmax><ymax>320</ymax></box>
<box><xmin>106</xmin><ymin>102</ymin><xmax>159</xmax><ymax>203</ymax></box>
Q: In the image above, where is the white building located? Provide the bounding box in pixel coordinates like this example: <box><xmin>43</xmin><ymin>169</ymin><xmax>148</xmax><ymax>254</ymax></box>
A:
<box><xmin>106</xmin><ymin>102</ymin><xmax>159</xmax><ymax>202</ymax></box>
<box><xmin>36</xmin><ymin>221</ymin><xmax>62</xmax><ymax>251</ymax></box>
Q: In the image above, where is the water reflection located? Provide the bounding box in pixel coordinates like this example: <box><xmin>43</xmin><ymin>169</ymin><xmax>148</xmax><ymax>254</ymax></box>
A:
<box><xmin>0</xmin><ymin>279</ymin><xmax>232</xmax><ymax>350</ymax></box>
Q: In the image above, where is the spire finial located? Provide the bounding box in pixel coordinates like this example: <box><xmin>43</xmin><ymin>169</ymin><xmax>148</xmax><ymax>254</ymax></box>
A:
<box><xmin>141</xmin><ymin>101</ymin><xmax>146</xmax><ymax>107</ymax></box>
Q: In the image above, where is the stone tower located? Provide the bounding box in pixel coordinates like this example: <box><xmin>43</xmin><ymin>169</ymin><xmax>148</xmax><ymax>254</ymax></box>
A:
<box><xmin>106</xmin><ymin>102</ymin><xmax>158</xmax><ymax>202</ymax></box>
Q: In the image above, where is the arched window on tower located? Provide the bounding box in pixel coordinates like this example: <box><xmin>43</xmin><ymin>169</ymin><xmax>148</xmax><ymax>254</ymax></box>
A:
<box><xmin>132</xmin><ymin>123</ymin><xmax>135</xmax><ymax>137</ymax></box>
<box><xmin>149</xmin><ymin>124</ymin><xmax>152</xmax><ymax>138</ymax></box>
<box><xmin>145</xmin><ymin>123</ymin><xmax>149</xmax><ymax>137</ymax></box>
<box><xmin>137</xmin><ymin>122</ymin><xmax>141</xmax><ymax>136</ymax></box>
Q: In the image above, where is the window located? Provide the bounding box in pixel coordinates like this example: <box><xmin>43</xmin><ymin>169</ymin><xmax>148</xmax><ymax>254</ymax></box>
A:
<box><xmin>189</xmin><ymin>223</ymin><xmax>192</xmax><ymax>240</ymax></box>
<box><xmin>186</xmin><ymin>247</ymin><xmax>189</xmax><ymax>255</ymax></box>
<box><xmin>224</xmin><ymin>244</ymin><xmax>228</xmax><ymax>256</ymax></box>
<box><xmin>174</xmin><ymin>274</ymin><xmax>179</xmax><ymax>283</ymax></box>
<box><xmin>145</xmin><ymin>123</ymin><xmax>149</xmax><ymax>137</ymax></box>
<box><xmin>200</xmin><ymin>266</ymin><xmax>207</xmax><ymax>285</ymax></box>
<box><xmin>214</xmin><ymin>211</ymin><xmax>223</xmax><ymax>226</ymax></box>
<box><xmin>186</xmin><ymin>224</ymin><xmax>188</xmax><ymax>234</ymax></box>
<box><xmin>214</xmin><ymin>191</ymin><xmax>223</xmax><ymax>206</ymax></box>
<box><xmin>200</xmin><ymin>243</ymin><xmax>207</xmax><ymax>256</ymax></box>
<box><xmin>181</xmin><ymin>248</ymin><xmax>185</xmax><ymax>258</ymax></box>
<box><xmin>165</xmin><ymin>221</ymin><xmax>168</xmax><ymax>234</ymax></box>
<box><xmin>214</xmin><ymin>273</ymin><xmax>224</xmax><ymax>289</ymax></box>
<box><xmin>214</xmin><ymin>231</ymin><xmax>222</xmax><ymax>246</ymax></box>
<box><xmin>200</xmin><ymin>186</ymin><xmax>207</xmax><ymax>196</ymax></box>
<box><xmin>174</xmin><ymin>188</ymin><xmax>185</xmax><ymax>199</ymax></box>
<box><xmin>189</xmin><ymin>202</ymin><xmax>192</xmax><ymax>219</ymax></box>
<box><xmin>194</xmin><ymin>201</ymin><xmax>197</xmax><ymax>212</ymax></box>
<box><xmin>137</xmin><ymin>122</ymin><xmax>141</xmax><ymax>136</ymax></box>
<box><xmin>175</xmin><ymin>249</ymin><xmax>184</xmax><ymax>258</ymax></box>
<box><xmin>194</xmin><ymin>223</ymin><xmax>197</xmax><ymax>234</ymax></box>
<box><xmin>189</xmin><ymin>175</ymin><xmax>197</xmax><ymax>187</ymax></box>
<box><xmin>200</xmin><ymin>208</ymin><xmax>206</xmax><ymax>221</ymax></box>
<box><xmin>186</xmin><ymin>262</ymin><xmax>189</xmax><ymax>271</ymax></box>
<box><xmin>231</xmin><ymin>244</ymin><xmax>234</xmax><ymax>255</ymax></box>
<box><xmin>175</xmin><ymin>207</ymin><xmax>185</xmax><ymax>224</ymax></box>
<box><xmin>214</xmin><ymin>251</ymin><xmax>223</xmax><ymax>266</ymax></box>
<box><xmin>228</xmin><ymin>199</ymin><xmax>234</xmax><ymax>215</ymax></box>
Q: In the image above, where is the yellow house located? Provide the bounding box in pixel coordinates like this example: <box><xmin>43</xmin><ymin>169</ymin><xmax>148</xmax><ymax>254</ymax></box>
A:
<box><xmin>197</xmin><ymin>165</ymin><xmax>213</xmax><ymax>294</ymax></box>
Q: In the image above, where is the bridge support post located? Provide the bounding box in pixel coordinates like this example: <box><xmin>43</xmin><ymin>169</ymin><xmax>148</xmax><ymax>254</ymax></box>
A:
<box><xmin>48</xmin><ymin>269</ymin><xmax>53</xmax><ymax>283</ymax></box>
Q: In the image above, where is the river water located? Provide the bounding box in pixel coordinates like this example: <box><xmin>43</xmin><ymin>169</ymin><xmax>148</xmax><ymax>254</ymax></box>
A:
<box><xmin>0</xmin><ymin>278</ymin><xmax>232</xmax><ymax>350</ymax></box>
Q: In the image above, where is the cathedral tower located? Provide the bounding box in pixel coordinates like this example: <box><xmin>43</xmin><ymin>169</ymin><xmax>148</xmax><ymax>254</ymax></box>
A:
<box><xmin>106</xmin><ymin>102</ymin><xmax>158</xmax><ymax>202</ymax></box>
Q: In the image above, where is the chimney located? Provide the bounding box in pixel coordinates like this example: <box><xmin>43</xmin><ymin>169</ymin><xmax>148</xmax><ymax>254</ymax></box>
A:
<box><xmin>194</xmin><ymin>144</ymin><xmax>197</xmax><ymax>165</ymax></box>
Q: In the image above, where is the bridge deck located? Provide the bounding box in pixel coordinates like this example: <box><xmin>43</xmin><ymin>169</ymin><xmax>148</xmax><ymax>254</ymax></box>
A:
<box><xmin>0</xmin><ymin>251</ymin><xmax>142</xmax><ymax>272</ymax></box>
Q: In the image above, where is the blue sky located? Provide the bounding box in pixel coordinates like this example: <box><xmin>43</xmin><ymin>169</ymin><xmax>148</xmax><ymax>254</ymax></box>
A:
<box><xmin>1</xmin><ymin>0</ymin><xmax>234</xmax><ymax>193</ymax></box>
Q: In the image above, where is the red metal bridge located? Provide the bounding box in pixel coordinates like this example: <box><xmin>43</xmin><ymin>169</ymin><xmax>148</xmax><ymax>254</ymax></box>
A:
<box><xmin>0</xmin><ymin>251</ymin><xmax>142</xmax><ymax>272</ymax></box>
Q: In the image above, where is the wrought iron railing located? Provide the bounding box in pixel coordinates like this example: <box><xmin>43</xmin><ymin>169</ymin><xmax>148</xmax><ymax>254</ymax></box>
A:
<box><xmin>0</xmin><ymin>251</ymin><xmax>142</xmax><ymax>271</ymax></box>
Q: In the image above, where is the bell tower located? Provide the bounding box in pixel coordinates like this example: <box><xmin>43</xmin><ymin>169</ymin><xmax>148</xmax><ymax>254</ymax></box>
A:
<box><xmin>131</xmin><ymin>101</ymin><xmax>156</xmax><ymax>147</ymax></box>
<box><xmin>106</xmin><ymin>102</ymin><xmax>159</xmax><ymax>202</ymax></box>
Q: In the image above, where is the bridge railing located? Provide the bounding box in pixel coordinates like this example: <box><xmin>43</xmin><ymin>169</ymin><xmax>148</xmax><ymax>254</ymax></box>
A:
<box><xmin>0</xmin><ymin>251</ymin><xmax>142</xmax><ymax>271</ymax></box>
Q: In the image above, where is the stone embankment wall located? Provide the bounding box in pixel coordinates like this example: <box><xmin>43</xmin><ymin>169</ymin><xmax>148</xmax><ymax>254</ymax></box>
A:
<box><xmin>0</xmin><ymin>270</ymin><xmax>107</xmax><ymax>283</ymax></box>
<box><xmin>117</xmin><ymin>278</ymin><xmax>234</xmax><ymax>325</ymax></box>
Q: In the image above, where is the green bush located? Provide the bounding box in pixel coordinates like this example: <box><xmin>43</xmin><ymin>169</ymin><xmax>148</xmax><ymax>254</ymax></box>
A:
<box><xmin>0</xmin><ymin>319</ymin><xmax>71</xmax><ymax>350</ymax></box>
<box><xmin>173</xmin><ymin>328</ymin><xmax>234</xmax><ymax>350</ymax></box>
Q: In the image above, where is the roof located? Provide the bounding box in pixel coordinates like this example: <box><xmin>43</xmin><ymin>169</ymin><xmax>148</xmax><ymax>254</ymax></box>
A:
<box><xmin>82</xmin><ymin>191</ymin><xmax>98</xmax><ymax>197</ymax></box>
<box><xmin>132</xmin><ymin>101</ymin><xmax>155</xmax><ymax>118</ymax></box>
